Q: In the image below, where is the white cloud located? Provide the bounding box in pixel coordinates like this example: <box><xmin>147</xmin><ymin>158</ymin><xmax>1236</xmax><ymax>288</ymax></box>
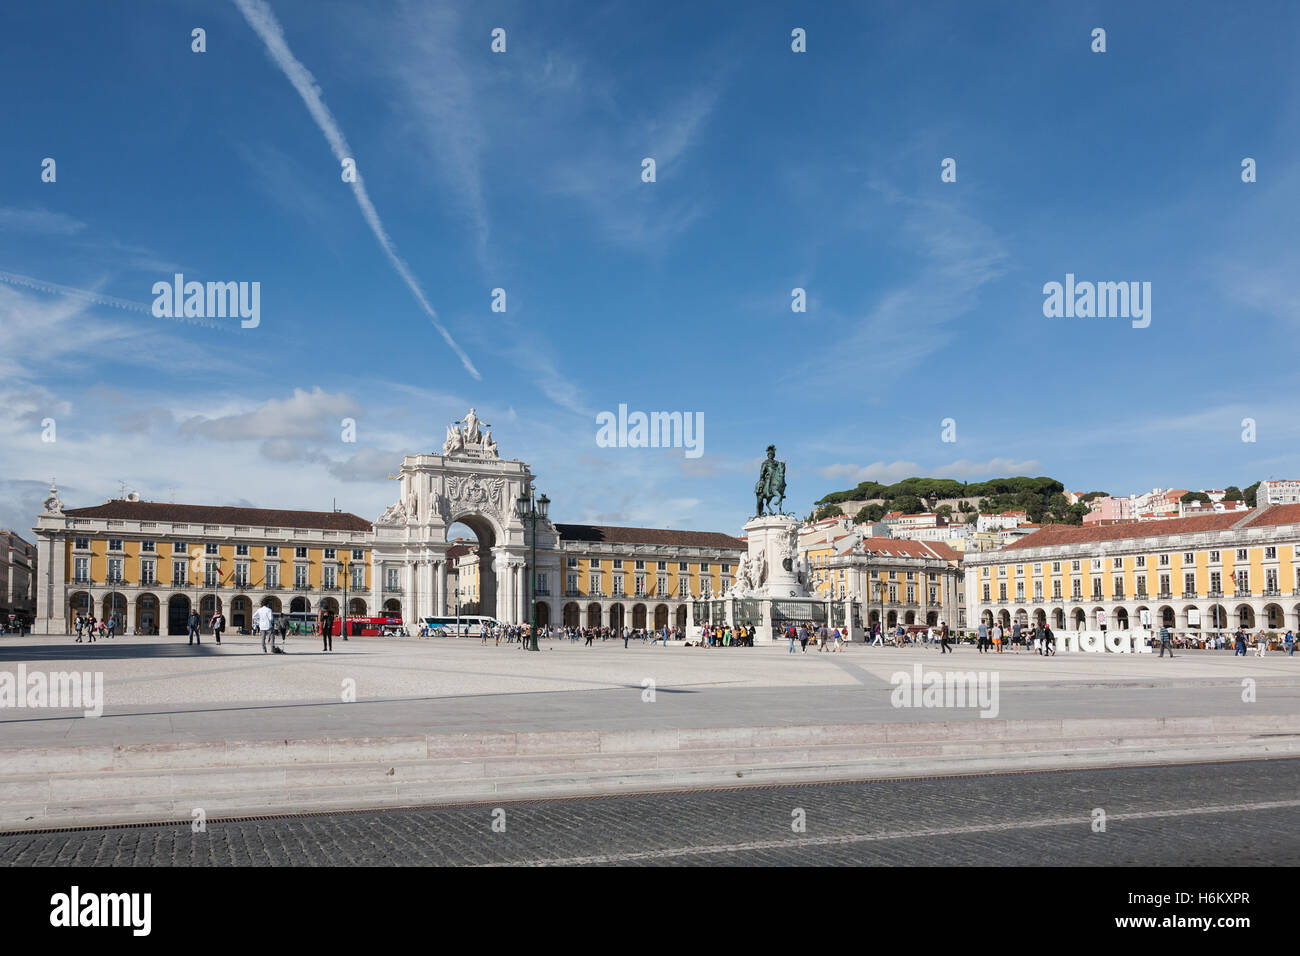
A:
<box><xmin>178</xmin><ymin>387</ymin><xmax>360</xmax><ymax>441</ymax></box>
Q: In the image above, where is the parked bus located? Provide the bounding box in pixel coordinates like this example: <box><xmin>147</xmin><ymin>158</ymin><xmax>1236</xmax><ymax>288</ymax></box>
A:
<box><xmin>423</xmin><ymin>615</ymin><xmax>499</xmax><ymax>638</ymax></box>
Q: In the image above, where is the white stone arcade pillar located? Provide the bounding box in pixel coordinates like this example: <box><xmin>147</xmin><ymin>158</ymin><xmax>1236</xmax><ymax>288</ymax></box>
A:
<box><xmin>516</xmin><ymin>563</ymin><xmax>527</xmax><ymax>625</ymax></box>
<box><xmin>436</xmin><ymin>560</ymin><xmax>447</xmax><ymax>617</ymax></box>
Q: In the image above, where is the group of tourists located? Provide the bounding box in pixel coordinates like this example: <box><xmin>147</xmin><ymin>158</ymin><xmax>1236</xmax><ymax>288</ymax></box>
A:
<box><xmin>73</xmin><ymin>613</ymin><xmax>115</xmax><ymax>642</ymax></box>
<box><xmin>784</xmin><ymin>622</ymin><xmax>850</xmax><ymax>653</ymax></box>
<box><xmin>694</xmin><ymin>624</ymin><xmax>756</xmax><ymax>647</ymax></box>
<box><xmin>867</xmin><ymin>622</ymin><xmax>954</xmax><ymax>652</ymax></box>
<box><xmin>974</xmin><ymin>621</ymin><xmax>1056</xmax><ymax>655</ymax></box>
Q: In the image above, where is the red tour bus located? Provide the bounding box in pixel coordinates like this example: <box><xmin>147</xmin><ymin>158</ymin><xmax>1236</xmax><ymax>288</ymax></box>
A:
<box><xmin>327</xmin><ymin>615</ymin><xmax>402</xmax><ymax>636</ymax></box>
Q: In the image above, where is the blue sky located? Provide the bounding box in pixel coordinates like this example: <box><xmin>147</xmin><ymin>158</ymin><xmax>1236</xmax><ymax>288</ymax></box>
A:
<box><xmin>2</xmin><ymin>0</ymin><xmax>1299</xmax><ymax>539</ymax></box>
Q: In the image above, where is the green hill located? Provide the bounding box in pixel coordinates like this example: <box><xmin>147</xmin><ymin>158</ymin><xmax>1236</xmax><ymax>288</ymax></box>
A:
<box><xmin>815</xmin><ymin>476</ymin><xmax>1090</xmax><ymax>526</ymax></box>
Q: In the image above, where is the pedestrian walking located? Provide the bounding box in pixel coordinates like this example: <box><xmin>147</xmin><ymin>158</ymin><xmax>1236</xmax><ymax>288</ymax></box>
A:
<box><xmin>210</xmin><ymin>611</ymin><xmax>225</xmax><ymax>645</ymax></box>
<box><xmin>1285</xmin><ymin>630</ymin><xmax>1295</xmax><ymax>656</ymax></box>
<box><xmin>187</xmin><ymin>609</ymin><xmax>201</xmax><ymax>645</ymax></box>
<box><xmin>1158</xmin><ymin>625</ymin><xmax>1174</xmax><ymax>658</ymax></box>
<box><xmin>320</xmin><ymin>608</ymin><xmax>334</xmax><ymax>652</ymax></box>
<box><xmin>798</xmin><ymin>623</ymin><xmax>810</xmax><ymax>654</ymax></box>
<box><xmin>977</xmin><ymin>621</ymin><xmax>988</xmax><ymax>653</ymax></box>
<box><xmin>253</xmin><ymin>603</ymin><xmax>277</xmax><ymax>653</ymax></box>
<box><xmin>940</xmin><ymin>621</ymin><xmax>952</xmax><ymax>654</ymax></box>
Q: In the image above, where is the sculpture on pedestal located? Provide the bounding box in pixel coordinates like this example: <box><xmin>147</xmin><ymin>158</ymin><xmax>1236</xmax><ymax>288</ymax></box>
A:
<box><xmin>754</xmin><ymin>444</ymin><xmax>786</xmax><ymax>516</ymax></box>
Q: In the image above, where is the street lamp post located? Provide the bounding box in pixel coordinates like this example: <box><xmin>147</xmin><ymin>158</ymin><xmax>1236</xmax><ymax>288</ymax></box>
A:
<box><xmin>340</xmin><ymin>554</ymin><xmax>349</xmax><ymax>640</ymax></box>
<box><xmin>515</xmin><ymin>489</ymin><xmax>550</xmax><ymax>652</ymax></box>
<box><xmin>454</xmin><ymin>586</ymin><xmax>461</xmax><ymax>639</ymax></box>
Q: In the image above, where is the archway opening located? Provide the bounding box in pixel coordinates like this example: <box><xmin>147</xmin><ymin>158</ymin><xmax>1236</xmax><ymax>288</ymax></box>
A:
<box><xmin>447</xmin><ymin>516</ymin><xmax>499</xmax><ymax>620</ymax></box>
<box><xmin>167</xmin><ymin>595</ymin><xmax>191</xmax><ymax>635</ymax></box>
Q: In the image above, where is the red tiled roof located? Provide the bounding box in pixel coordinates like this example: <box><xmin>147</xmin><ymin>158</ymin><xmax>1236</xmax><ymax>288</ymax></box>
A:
<box><xmin>1249</xmin><ymin>504</ymin><xmax>1300</xmax><ymax>528</ymax></box>
<box><xmin>859</xmin><ymin>537</ymin><xmax>959</xmax><ymax>561</ymax></box>
<box><xmin>999</xmin><ymin>511</ymin><xmax>1248</xmax><ymax>551</ymax></box>
<box><xmin>62</xmin><ymin>499</ymin><xmax>372</xmax><ymax>532</ymax></box>
<box><xmin>555</xmin><ymin>524</ymin><xmax>744</xmax><ymax>550</ymax></box>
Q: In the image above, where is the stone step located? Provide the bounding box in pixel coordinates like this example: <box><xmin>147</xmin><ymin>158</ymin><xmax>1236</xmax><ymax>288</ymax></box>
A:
<box><xmin>2</xmin><ymin>717</ymin><xmax>1298</xmax><ymax>831</ymax></box>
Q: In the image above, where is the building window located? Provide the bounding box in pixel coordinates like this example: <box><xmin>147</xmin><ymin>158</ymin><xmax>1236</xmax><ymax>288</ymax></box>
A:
<box><xmin>657</xmin><ymin>561</ymin><xmax>667</xmax><ymax>571</ymax></box>
<box><xmin>323</xmin><ymin>566</ymin><xmax>337</xmax><ymax>589</ymax></box>
<box><xmin>657</xmin><ymin>574</ymin><xmax>667</xmax><ymax>595</ymax></box>
<box><xmin>1236</xmin><ymin>549</ymin><xmax>1248</xmax><ymax>561</ymax></box>
<box><xmin>1210</xmin><ymin>571</ymin><xmax>1221</xmax><ymax>594</ymax></box>
<box><xmin>174</xmin><ymin>542</ymin><xmax>188</xmax><ymax>555</ymax></box>
<box><xmin>1052</xmin><ymin>581</ymin><xmax>1061</xmax><ymax>600</ymax></box>
<box><xmin>908</xmin><ymin>585</ymin><xmax>917</xmax><ymax>603</ymax></box>
<box><xmin>202</xmin><ymin>560</ymin><xmax>219</xmax><ymax>587</ymax></box>
<box><xmin>567</xmin><ymin>573</ymin><xmax>578</xmax><ymax>594</ymax></box>
<box><xmin>1014</xmin><ymin>583</ymin><xmax>1023</xmax><ymax>600</ymax></box>
<box><xmin>1265</xmin><ymin>546</ymin><xmax>1277</xmax><ymax>560</ymax></box>
<box><xmin>634</xmin><ymin>560</ymin><xmax>644</xmax><ymax>570</ymax></box>
<box><xmin>588</xmin><ymin>572</ymin><xmax>601</xmax><ymax>594</ymax></box>
<box><xmin>324</xmin><ymin>548</ymin><xmax>337</xmax><ymax>560</ymax></box>
<box><xmin>1051</xmin><ymin>561</ymin><xmax>1061</xmax><ymax>572</ymax></box>
<box><xmin>205</xmin><ymin>543</ymin><xmax>219</xmax><ymax>555</ymax></box>
<box><xmin>700</xmin><ymin>563</ymin><xmax>710</xmax><ymax>573</ymax></box>
<box><xmin>1158</xmin><ymin>573</ymin><xmax>1169</xmax><ymax>595</ymax></box>
<box><xmin>173</xmin><ymin>560</ymin><xmax>188</xmax><ymax>585</ymax></box>
<box><xmin>351</xmin><ymin>566</ymin><xmax>365</xmax><ymax>590</ymax></box>
<box><xmin>1071</xmin><ymin>580</ymin><xmax>1082</xmax><ymax>599</ymax></box>
<box><xmin>234</xmin><ymin>562</ymin><xmax>250</xmax><ymax>586</ymax></box>
<box><xmin>679</xmin><ymin>562</ymin><xmax>688</xmax><ymax>572</ymax></box>
<box><xmin>295</xmin><ymin>566</ymin><xmax>310</xmax><ymax>589</ymax></box>
<box><xmin>296</xmin><ymin>547</ymin><xmax>308</xmax><ymax>559</ymax></box>
<box><xmin>265</xmin><ymin>546</ymin><xmax>279</xmax><ymax>557</ymax></box>
<box><xmin>1184</xmin><ymin>572</ymin><xmax>1196</xmax><ymax>594</ymax></box>
<box><xmin>1135</xmin><ymin>555</ymin><xmax>1146</xmax><ymax>567</ymax></box>
<box><xmin>536</xmin><ymin>573</ymin><xmax>549</xmax><ymax>596</ymax></box>
<box><xmin>1158</xmin><ymin>554</ymin><xmax>1169</xmax><ymax>566</ymax></box>
<box><xmin>1266</xmin><ymin>569</ymin><xmax>1278</xmax><ymax>592</ymax></box>
<box><xmin>141</xmin><ymin>559</ymin><xmax>156</xmax><ymax>586</ymax></box>
<box><xmin>75</xmin><ymin>537</ymin><xmax>90</xmax><ymax>550</ymax></box>
<box><xmin>74</xmin><ymin>557</ymin><xmax>90</xmax><ymax>584</ymax></box>
<box><xmin>1113</xmin><ymin>557</ymin><xmax>1123</xmax><ymax>569</ymax></box>
<box><xmin>106</xmin><ymin>539</ymin><xmax>122</xmax><ymax>552</ymax></box>
<box><xmin>1033</xmin><ymin>583</ymin><xmax>1042</xmax><ymax>601</ymax></box>
<box><xmin>891</xmin><ymin>585</ymin><xmax>899</xmax><ymax>603</ymax></box>
<box><xmin>678</xmin><ymin>575</ymin><xmax>690</xmax><ymax>597</ymax></box>
<box><xmin>1235</xmin><ymin>570</ymin><xmax>1249</xmax><ymax>593</ymax></box>
<box><xmin>352</xmin><ymin>549</ymin><xmax>364</xmax><ymax>560</ymax></box>
<box><xmin>930</xmin><ymin>587</ymin><xmax>939</xmax><ymax>603</ymax></box>
<box><xmin>1092</xmin><ymin>577</ymin><xmax>1103</xmax><ymax>599</ymax></box>
<box><xmin>141</xmin><ymin>540</ymin><xmax>155</xmax><ymax>553</ymax></box>
<box><xmin>982</xmin><ymin>584</ymin><xmax>990</xmax><ymax>602</ymax></box>
<box><xmin>1071</xmin><ymin>561</ymin><xmax>1081</xmax><ymax>572</ymax></box>
<box><xmin>235</xmin><ymin>544</ymin><xmax>249</xmax><ymax>556</ymax></box>
<box><xmin>722</xmin><ymin>564</ymin><xmax>730</xmax><ymax>574</ymax></box>
<box><xmin>1183</xmin><ymin>552</ymin><xmax>1194</xmax><ymax>563</ymax></box>
<box><xmin>1209</xmin><ymin>551</ymin><xmax>1220</xmax><ymax>563</ymax></box>
<box><xmin>567</xmin><ymin>556</ymin><xmax>578</xmax><ymax>568</ymax></box>
<box><xmin>266</xmin><ymin>564</ymin><xmax>279</xmax><ymax>588</ymax></box>
<box><xmin>386</xmin><ymin>568</ymin><xmax>400</xmax><ymax>591</ymax></box>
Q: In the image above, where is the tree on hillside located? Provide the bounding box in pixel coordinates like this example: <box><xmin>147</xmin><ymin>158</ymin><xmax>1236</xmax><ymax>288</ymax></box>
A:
<box><xmin>936</xmin><ymin>504</ymin><xmax>953</xmax><ymax>519</ymax></box>
<box><xmin>813</xmin><ymin>504</ymin><xmax>844</xmax><ymax>521</ymax></box>
<box><xmin>1224</xmin><ymin>485</ymin><xmax>1243</xmax><ymax>502</ymax></box>
<box><xmin>887</xmin><ymin>495</ymin><xmax>925</xmax><ymax>515</ymax></box>
<box><xmin>1078</xmin><ymin>491</ymin><xmax>1108</xmax><ymax>503</ymax></box>
<box><xmin>855</xmin><ymin>503</ymin><xmax>886</xmax><ymax>524</ymax></box>
<box><xmin>1244</xmin><ymin>481</ymin><xmax>1260</xmax><ymax>508</ymax></box>
<box><xmin>1181</xmin><ymin>491</ymin><xmax>1210</xmax><ymax>504</ymax></box>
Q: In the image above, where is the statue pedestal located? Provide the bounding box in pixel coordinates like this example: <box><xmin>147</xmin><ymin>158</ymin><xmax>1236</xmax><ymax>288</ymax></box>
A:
<box><xmin>742</xmin><ymin>514</ymin><xmax>806</xmax><ymax>599</ymax></box>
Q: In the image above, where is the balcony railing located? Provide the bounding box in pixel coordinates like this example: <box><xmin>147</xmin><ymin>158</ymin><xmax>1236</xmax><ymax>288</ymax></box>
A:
<box><xmin>1263</xmin><ymin>588</ymin><xmax>1282</xmax><ymax>597</ymax></box>
<box><xmin>1157</xmin><ymin>590</ymin><xmax>1172</xmax><ymax>599</ymax></box>
<box><xmin>1207</xmin><ymin>589</ymin><xmax>1223</xmax><ymax>598</ymax></box>
<box><xmin>1182</xmin><ymin>590</ymin><xmax>1197</xmax><ymax>599</ymax></box>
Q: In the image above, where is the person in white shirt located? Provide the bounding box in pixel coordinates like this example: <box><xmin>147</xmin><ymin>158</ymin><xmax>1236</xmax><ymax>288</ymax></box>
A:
<box><xmin>253</xmin><ymin>604</ymin><xmax>277</xmax><ymax>654</ymax></box>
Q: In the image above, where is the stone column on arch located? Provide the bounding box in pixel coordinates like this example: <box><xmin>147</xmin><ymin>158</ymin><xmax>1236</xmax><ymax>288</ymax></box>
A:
<box><xmin>436</xmin><ymin>559</ymin><xmax>448</xmax><ymax>617</ymax></box>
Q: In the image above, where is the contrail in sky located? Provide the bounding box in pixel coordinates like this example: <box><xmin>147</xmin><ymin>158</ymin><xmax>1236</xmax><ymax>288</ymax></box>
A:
<box><xmin>232</xmin><ymin>0</ymin><xmax>481</xmax><ymax>380</ymax></box>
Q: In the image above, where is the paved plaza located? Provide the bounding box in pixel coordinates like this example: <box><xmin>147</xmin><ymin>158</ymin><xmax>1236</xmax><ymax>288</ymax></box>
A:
<box><xmin>2</xmin><ymin>634</ymin><xmax>1298</xmax><ymax>747</ymax></box>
